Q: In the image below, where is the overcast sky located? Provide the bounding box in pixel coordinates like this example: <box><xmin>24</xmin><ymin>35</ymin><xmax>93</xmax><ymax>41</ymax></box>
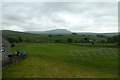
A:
<box><xmin>2</xmin><ymin>2</ymin><xmax>118</xmax><ymax>33</ymax></box>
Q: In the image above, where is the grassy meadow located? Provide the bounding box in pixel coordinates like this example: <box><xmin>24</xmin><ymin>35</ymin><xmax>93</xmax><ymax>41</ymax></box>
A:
<box><xmin>2</xmin><ymin>43</ymin><xmax>118</xmax><ymax>78</ymax></box>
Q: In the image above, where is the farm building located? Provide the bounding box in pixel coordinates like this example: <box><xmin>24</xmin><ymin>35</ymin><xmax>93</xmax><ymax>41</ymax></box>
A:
<box><xmin>0</xmin><ymin>34</ymin><xmax>11</xmax><ymax>68</ymax></box>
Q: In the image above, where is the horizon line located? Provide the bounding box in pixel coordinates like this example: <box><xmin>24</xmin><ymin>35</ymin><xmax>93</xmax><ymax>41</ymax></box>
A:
<box><xmin>0</xmin><ymin>29</ymin><xmax>119</xmax><ymax>34</ymax></box>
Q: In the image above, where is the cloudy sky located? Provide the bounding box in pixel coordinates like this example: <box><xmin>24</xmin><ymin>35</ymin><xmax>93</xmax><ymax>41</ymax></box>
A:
<box><xmin>2</xmin><ymin>2</ymin><xmax>118</xmax><ymax>33</ymax></box>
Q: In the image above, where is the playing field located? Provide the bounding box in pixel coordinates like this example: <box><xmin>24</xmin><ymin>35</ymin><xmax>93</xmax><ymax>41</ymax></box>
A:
<box><xmin>2</xmin><ymin>43</ymin><xmax>118</xmax><ymax>78</ymax></box>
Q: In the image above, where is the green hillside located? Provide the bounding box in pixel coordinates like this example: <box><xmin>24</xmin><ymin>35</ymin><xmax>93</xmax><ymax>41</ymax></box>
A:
<box><xmin>2</xmin><ymin>30</ymin><xmax>111</xmax><ymax>43</ymax></box>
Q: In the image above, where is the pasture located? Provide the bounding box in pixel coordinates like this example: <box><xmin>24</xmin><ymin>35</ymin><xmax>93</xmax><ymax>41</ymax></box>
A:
<box><xmin>2</xmin><ymin>43</ymin><xmax>118</xmax><ymax>78</ymax></box>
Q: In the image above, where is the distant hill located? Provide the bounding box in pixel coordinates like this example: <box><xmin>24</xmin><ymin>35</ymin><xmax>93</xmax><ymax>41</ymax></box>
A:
<box><xmin>2</xmin><ymin>30</ymin><xmax>25</xmax><ymax>35</ymax></box>
<box><xmin>76</xmin><ymin>32</ymin><xmax>119</xmax><ymax>37</ymax></box>
<box><xmin>1</xmin><ymin>30</ymin><xmax>32</xmax><ymax>37</ymax></box>
<box><xmin>26</xmin><ymin>29</ymin><xmax>119</xmax><ymax>36</ymax></box>
<box><xmin>1</xmin><ymin>30</ymin><xmax>41</xmax><ymax>39</ymax></box>
<box><xmin>101</xmin><ymin>33</ymin><xmax>119</xmax><ymax>37</ymax></box>
<box><xmin>26</xmin><ymin>29</ymin><xmax>72</xmax><ymax>34</ymax></box>
<box><xmin>1</xmin><ymin>30</ymin><xmax>119</xmax><ymax>38</ymax></box>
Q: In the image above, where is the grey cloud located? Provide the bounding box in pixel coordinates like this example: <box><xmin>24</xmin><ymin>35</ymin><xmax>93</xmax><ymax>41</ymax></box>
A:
<box><xmin>2</xmin><ymin>2</ymin><xmax>117</xmax><ymax>33</ymax></box>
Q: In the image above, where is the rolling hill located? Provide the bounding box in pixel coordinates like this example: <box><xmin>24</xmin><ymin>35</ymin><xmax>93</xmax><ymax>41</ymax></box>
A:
<box><xmin>26</xmin><ymin>29</ymin><xmax>72</xmax><ymax>34</ymax></box>
<box><xmin>1</xmin><ymin>30</ymin><xmax>119</xmax><ymax>44</ymax></box>
<box><xmin>26</xmin><ymin>29</ymin><xmax>119</xmax><ymax>36</ymax></box>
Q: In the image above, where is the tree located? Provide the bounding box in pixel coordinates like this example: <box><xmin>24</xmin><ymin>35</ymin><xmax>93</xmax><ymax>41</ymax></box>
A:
<box><xmin>74</xmin><ymin>40</ymin><xmax>79</xmax><ymax>43</ymax></box>
<box><xmin>72</xmin><ymin>33</ymin><xmax>77</xmax><ymax>35</ymax></box>
<box><xmin>48</xmin><ymin>34</ymin><xmax>53</xmax><ymax>37</ymax></box>
<box><xmin>107</xmin><ymin>35</ymin><xmax>120</xmax><ymax>47</ymax></box>
<box><xmin>89</xmin><ymin>39</ymin><xmax>95</xmax><ymax>45</ymax></box>
<box><xmin>11</xmin><ymin>43</ymin><xmax>15</xmax><ymax>47</ymax></box>
<box><xmin>84</xmin><ymin>37</ymin><xmax>89</xmax><ymax>43</ymax></box>
<box><xmin>112</xmin><ymin>36</ymin><xmax>118</xmax><ymax>43</ymax></box>
<box><xmin>67</xmin><ymin>38</ymin><xmax>73</xmax><ymax>43</ymax></box>
<box><xmin>96</xmin><ymin>35</ymin><xmax>106</xmax><ymax>37</ymax></box>
<box><xmin>107</xmin><ymin>37</ymin><xmax>112</xmax><ymax>43</ymax></box>
<box><xmin>55</xmin><ymin>40</ymin><xmax>62</xmax><ymax>43</ymax></box>
<box><xmin>6</xmin><ymin>37</ymin><xmax>19</xmax><ymax>43</ymax></box>
<box><xmin>18</xmin><ymin>37</ymin><xmax>23</xmax><ymax>42</ymax></box>
<box><xmin>107</xmin><ymin>36</ymin><xmax>118</xmax><ymax>43</ymax></box>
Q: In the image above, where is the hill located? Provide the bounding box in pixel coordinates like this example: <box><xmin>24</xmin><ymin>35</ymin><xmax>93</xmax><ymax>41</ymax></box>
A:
<box><xmin>25</xmin><ymin>29</ymin><xmax>119</xmax><ymax>36</ymax></box>
<box><xmin>1</xmin><ymin>30</ymin><xmax>119</xmax><ymax>43</ymax></box>
<box><xmin>1</xmin><ymin>30</ymin><xmax>46</xmax><ymax>43</ymax></box>
<box><xmin>26</xmin><ymin>29</ymin><xmax>72</xmax><ymax>34</ymax></box>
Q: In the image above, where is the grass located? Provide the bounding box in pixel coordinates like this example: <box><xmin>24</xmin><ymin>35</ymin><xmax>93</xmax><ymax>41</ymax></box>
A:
<box><xmin>2</xmin><ymin>43</ymin><xmax>118</xmax><ymax>78</ymax></box>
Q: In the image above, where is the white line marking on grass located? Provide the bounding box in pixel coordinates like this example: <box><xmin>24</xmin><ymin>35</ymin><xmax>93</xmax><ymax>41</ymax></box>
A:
<box><xmin>70</xmin><ymin>51</ymin><xmax>75</xmax><ymax>60</ymax></box>
<box><xmin>95</xmin><ymin>50</ymin><xmax>103</xmax><ymax>60</ymax></box>
<box><xmin>86</xmin><ymin>52</ymin><xmax>92</xmax><ymax>60</ymax></box>
<box><xmin>98</xmin><ymin>50</ymin><xmax>107</xmax><ymax>59</ymax></box>
<box><xmin>100</xmin><ymin>52</ymin><xmax>106</xmax><ymax>58</ymax></box>
<box><xmin>90</xmin><ymin>51</ymin><xmax>95</xmax><ymax>58</ymax></box>
<box><xmin>72</xmin><ymin>50</ymin><xmax>81</xmax><ymax>60</ymax></box>
<box><xmin>93</xmin><ymin>52</ymin><xmax>98</xmax><ymax>58</ymax></box>
<box><xmin>114</xmin><ymin>52</ymin><xmax>118</xmax><ymax>57</ymax></box>
<box><xmin>112</xmin><ymin>50</ymin><xmax>118</xmax><ymax>57</ymax></box>
<box><xmin>106</xmin><ymin>50</ymin><xmax>113</xmax><ymax>59</ymax></box>
<box><xmin>109</xmin><ymin>51</ymin><xmax>115</xmax><ymax>58</ymax></box>
<box><xmin>79</xmin><ymin>52</ymin><xmax>84</xmax><ymax>61</ymax></box>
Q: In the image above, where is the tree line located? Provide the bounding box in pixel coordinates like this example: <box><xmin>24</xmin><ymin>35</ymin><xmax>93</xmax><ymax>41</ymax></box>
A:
<box><xmin>5</xmin><ymin>35</ymin><xmax>120</xmax><ymax>46</ymax></box>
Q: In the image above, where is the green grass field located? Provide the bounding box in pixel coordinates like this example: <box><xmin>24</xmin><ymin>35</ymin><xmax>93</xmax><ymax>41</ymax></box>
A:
<box><xmin>2</xmin><ymin>43</ymin><xmax>118</xmax><ymax>78</ymax></box>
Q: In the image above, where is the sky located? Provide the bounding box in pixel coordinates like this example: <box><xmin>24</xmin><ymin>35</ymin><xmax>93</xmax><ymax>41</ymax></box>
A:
<box><xmin>2</xmin><ymin>2</ymin><xmax>118</xmax><ymax>33</ymax></box>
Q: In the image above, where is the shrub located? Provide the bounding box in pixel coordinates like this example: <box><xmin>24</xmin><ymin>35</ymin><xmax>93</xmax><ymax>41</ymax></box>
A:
<box><xmin>67</xmin><ymin>38</ymin><xmax>73</xmax><ymax>43</ymax></box>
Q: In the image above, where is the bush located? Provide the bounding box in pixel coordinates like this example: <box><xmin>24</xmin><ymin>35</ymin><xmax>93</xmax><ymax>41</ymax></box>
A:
<box><xmin>18</xmin><ymin>37</ymin><xmax>23</xmax><ymax>42</ymax></box>
<box><xmin>6</xmin><ymin>37</ymin><xmax>19</xmax><ymax>43</ymax></box>
<box><xmin>11</xmin><ymin>43</ymin><xmax>15</xmax><ymax>47</ymax></box>
<box><xmin>67</xmin><ymin>38</ymin><xmax>73</xmax><ymax>43</ymax></box>
<box><xmin>55</xmin><ymin>40</ymin><xmax>62</xmax><ymax>43</ymax></box>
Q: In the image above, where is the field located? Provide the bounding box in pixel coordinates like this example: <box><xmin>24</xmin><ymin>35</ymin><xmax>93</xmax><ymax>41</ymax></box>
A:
<box><xmin>2</xmin><ymin>43</ymin><xmax>118</xmax><ymax>78</ymax></box>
